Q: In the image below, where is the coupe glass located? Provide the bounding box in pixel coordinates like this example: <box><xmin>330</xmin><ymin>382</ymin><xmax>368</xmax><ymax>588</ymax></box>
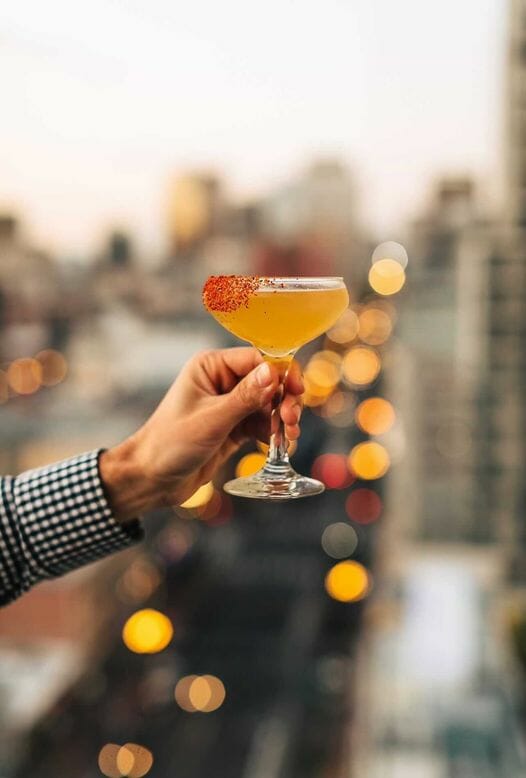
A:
<box><xmin>203</xmin><ymin>276</ymin><xmax>349</xmax><ymax>499</ymax></box>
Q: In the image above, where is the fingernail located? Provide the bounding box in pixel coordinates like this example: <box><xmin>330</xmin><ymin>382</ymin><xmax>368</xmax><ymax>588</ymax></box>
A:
<box><xmin>293</xmin><ymin>402</ymin><xmax>302</xmax><ymax>422</ymax></box>
<box><xmin>255</xmin><ymin>362</ymin><xmax>272</xmax><ymax>387</ymax></box>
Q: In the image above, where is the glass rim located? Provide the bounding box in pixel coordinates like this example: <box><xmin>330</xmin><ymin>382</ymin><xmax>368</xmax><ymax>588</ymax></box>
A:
<box><xmin>255</xmin><ymin>276</ymin><xmax>345</xmax><ymax>289</ymax></box>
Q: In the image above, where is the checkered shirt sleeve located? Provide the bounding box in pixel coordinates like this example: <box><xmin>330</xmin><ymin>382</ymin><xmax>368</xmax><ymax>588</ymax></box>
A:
<box><xmin>0</xmin><ymin>449</ymin><xmax>144</xmax><ymax>606</ymax></box>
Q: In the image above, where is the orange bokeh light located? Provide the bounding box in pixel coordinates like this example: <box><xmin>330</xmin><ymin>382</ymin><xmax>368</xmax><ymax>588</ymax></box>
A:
<box><xmin>325</xmin><ymin>560</ymin><xmax>370</xmax><ymax>602</ymax></box>
<box><xmin>358</xmin><ymin>308</ymin><xmax>393</xmax><ymax>346</ymax></box>
<box><xmin>348</xmin><ymin>441</ymin><xmax>390</xmax><ymax>480</ymax></box>
<box><xmin>355</xmin><ymin>397</ymin><xmax>396</xmax><ymax>435</ymax></box>
<box><xmin>368</xmin><ymin>259</ymin><xmax>406</xmax><ymax>296</ymax></box>
<box><xmin>342</xmin><ymin>346</ymin><xmax>381</xmax><ymax>387</ymax></box>
<box><xmin>122</xmin><ymin>609</ymin><xmax>173</xmax><ymax>654</ymax></box>
<box><xmin>7</xmin><ymin>358</ymin><xmax>42</xmax><ymax>395</ymax></box>
<box><xmin>35</xmin><ymin>349</ymin><xmax>68</xmax><ymax>386</ymax></box>
<box><xmin>326</xmin><ymin>308</ymin><xmax>360</xmax><ymax>344</ymax></box>
<box><xmin>236</xmin><ymin>452</ymin><xmax>266</xmax><ymax>477</ymax></box>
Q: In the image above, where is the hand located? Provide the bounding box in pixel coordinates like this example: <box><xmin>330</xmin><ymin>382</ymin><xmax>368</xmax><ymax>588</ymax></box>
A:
<box><xmin>100</xmin><ymin>348</ymin><xmax>304</xmax><ymax>520</ymax></box>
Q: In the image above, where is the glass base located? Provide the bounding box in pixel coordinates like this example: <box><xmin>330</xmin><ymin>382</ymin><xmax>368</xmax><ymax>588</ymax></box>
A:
<box><xmin>223</xmin><ymin>464</ymin><xmax>325</xmax><ymax>501</ymax></box>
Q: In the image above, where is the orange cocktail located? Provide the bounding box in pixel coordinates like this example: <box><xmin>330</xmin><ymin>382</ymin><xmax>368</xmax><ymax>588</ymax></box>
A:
<box><xmin>203</xmin><ymin>276</ymin><xmax>349</xmax><ymax>500</ymax></box>
<box><xmin>205</xmin><ymin>280</ymin><xmax>349</xmax><ymax>357</ymax></box>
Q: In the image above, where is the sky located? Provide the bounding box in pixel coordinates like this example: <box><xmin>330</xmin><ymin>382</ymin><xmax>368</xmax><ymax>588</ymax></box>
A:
<box><xmin>0</xmin><ymin>0</ymin><xmax>505</xmax><ymax>257</ymax></box>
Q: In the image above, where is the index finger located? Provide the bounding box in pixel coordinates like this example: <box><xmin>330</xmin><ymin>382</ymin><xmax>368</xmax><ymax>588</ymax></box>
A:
<box><xmin>212</xmin><ymin>347</ymin><xmax>263</xmax><ymax>377</ymax></box>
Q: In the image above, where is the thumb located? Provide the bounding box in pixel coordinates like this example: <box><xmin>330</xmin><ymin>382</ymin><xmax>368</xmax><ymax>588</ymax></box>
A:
<box><xmin>220</xmin><ymin>361</ymin><xmax>278</xmax><ymax>428</ymax></box>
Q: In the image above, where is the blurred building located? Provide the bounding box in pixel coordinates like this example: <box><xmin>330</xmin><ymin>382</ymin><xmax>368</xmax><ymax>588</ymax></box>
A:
<box><xmin>257</xmin><ymin>160</ymin><xmax>369</xmax><ymax>293</ymax></box>
<box><xmin>390</xmin><ymin>178</ymin><xmax>497</xmax><ymax>543</ymax></box>
<box><xmin>0</xmin><ymin>214</ymin><xmax>65</xmax><ymax>360</ymax></box>
<box><xmin>493</xmin><ymin>0</ymin><xmax>526</xmax><ymax>579</ymax></box>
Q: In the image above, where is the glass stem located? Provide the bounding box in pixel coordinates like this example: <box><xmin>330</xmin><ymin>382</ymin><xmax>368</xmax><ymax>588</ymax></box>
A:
<box><xmin>264</xmin><ymin>355</ymin><xmax>293</xmax><ymax>470</ymax></box>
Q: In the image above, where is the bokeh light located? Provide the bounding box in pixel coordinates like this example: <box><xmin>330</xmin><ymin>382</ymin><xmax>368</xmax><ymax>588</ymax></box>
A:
<box><xmin>321</xmin><ymin>391</ymin><xmax>356</xmax><ymax>428</ymax></box>
<box><xmin>174</xmin><ymin>675</ymin><xmax>198</xmax><ymax>712</ymax></box>
<box><xmin>355</xmin><ymin>397</ymin><xmax>396</xmax><ymax>435</ymax></box>
<box><xmin>358</xmin><ymin>307</ymin><xmax>393</xmax><ymax>346</ymax></box>
<box><xmin>345</xmin><ymin>488</ymin><xmax>383</xmax><ymax>524</ymax></box>
<box><xmin>371</xmin><ymin>240</ymin><xmax>408</xmax><ymax>269</ymax></box>
<box><xmin>236</xmin><ymin>452</ymin><xmax>266</xmax><ymax>477</ymax></box>
<box><xmin>321</xmin><ymin>523</ymin><xmax>358</xmax><ymax>559</ymax></box>
<box><xmin>325</xmin><ymin>560</ymin><xmax>370</xmax><ymax>602</ymax></box>
<box><xmin>122</xmin><ymin>609</ymin><xmax>173</xmax><ymax>654</ymax></box>
<box><xmin>342</xmin><ymin>346</ymin><xmax>381</xmax><ymax>387</ymax></box>
<box><xmin>304</xmin><ymin>350</ymin><xmax>342</xmax><ymax>391</ymax></box>
<box><xmin>180</xmin><ymin>481</ymin><xmax>214</xmax><ymax>509</ymax></box>
<box><xmin>195</xmin><ymin>488</ymin><xmax>222</xmax><ymax>519</ymax></box>
<box><xmin>116</xmin><ymin>558</ymin><xmax>162</xmax><ymax>604</ymax></box>
<box><xmin>175</xmin><ymin>675</ymin><xmax>226</xmax><ymax>713</ymax></box>
<box><xmin>189</xmin><ymin>675</ymin><xmax>226</xmax><ymax>712</ymax></box>
<box><xmin>156</xmin><ymin>525</ymin><xmax>193</xmax><ymax>563</ymax></box>
<box><xmin>98</xmin><ymin>744</ymin><xmax>122</xmax><ymax>778</ymax></box>
<box><xmin>303</xmin><ymin>372</ymin><xmax>335</xmax><ymax>407</ymax></box>
<box><xmin>348</xmin><ymin>441</ymin><xmax>390</xmax><ymax>480</ymax></box>
<box><xmin>7</xmin><ymin>358</ymin><xmax>42</xmax><ymax>395</ymax></box>
<box><xmin>368</xmin><ymin>259</ymin><xmax>406</xmax><ymax>296</ymax></box>
<box><xmin>35</xmin><ymin>349</ymin><xmax>68</xmax><ymax>386</ymax></box>
<box><xmin>117</xmin><ymin>743</ymin><xmax>154</xmax><ymax>777</ymax></box>
<box><xmin>98</xmin><ymin>742</ymin><xmax>153</xmax><ymax>778</ymax></box>
<box><xmin>326</xmin><ymin>308</ymin><xmax>360</xmax><ymax>344</ymax></box>
<box><xmin>311</xmin><ymin>453</ymin><xmax>354</xmax><ymax>489</ymax></box>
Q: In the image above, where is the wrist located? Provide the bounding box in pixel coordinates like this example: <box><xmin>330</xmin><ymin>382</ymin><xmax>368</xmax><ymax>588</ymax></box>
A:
<box><xmin>99</xmin><ymin>437</ymin><xmax>162</xmax><ymax>522</ymax></box>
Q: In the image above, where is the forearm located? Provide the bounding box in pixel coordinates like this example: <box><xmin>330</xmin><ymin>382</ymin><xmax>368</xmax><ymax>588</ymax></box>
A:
<box><xmin>0</xmin><ymin>451</ymin><xmax>143</xmax><ymax>607</ymax></box>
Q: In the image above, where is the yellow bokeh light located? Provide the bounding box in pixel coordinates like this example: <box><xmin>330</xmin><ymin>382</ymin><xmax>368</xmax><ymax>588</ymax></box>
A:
<box><xmin>175</xmin><ymin>674</ymin><xmax>226</xmax><ymax>713</ymax></box>
<box><xmin>189</xmin><ymin>676</ymin><xmax>212</xmax><ymax>711</ymax></box>
<box><xmin>180</xmin><ymin>481</ymin><xmax>214</xmax><ymax>509</ymax></box>
<box><xmin>122</xmin><ymin>609</ymin><xmax>173</xmax><ymax>654</ymax></box>
<box><xmin>358</xmin><ymin>308</ymin><xmax>393</xmax><ymax>346</ymax></box>
<box><xmin>7</xmin><ymin>358</ymin><xmax>42</xmax><ymax>395</ymax></box>
<box><xmin>116</xmin><ymin>746</ymin><xmax>135</xmax><ymax>776</ymax></box>
<box><xmin>355</xmin><ymin>398</ymin><xmax>396</xmax><ymax>436</ymax></box>
<box><xmin>327</xmin><ymin>308</ymin><xmax>360</xmax><ymax>344</ymax></box>
<box><xmin>199</xmin><ymin>675</ymin><xmax>226</xmax><ymax>712</ymax></box>
<box><xmin>175</xmin><ymin>675</ymin><xmax>198</xmax><ymax>712</ymax></box>
<box><xmin>368</xmin><ymin>259</ymin><xmax>406</xmax><ymax>296</ymax></box>
<box><xmin>325</xmin><ymin>560</ymin><xmax>370</xmax><ymax>602</ymax></box>
<box><xmin>303</xmin><ymin>372</ymin><xmax>334</xmax><ymax>407</ymax></box>
<box><xmin>98</xmin><ymin>744</ymin><xmax>121</xmax><ymax>778</ymax></box>
<box><xmin>348</xmin><ymin>441</ymin><xmax>390</xmax><ymax>480</ymax></box>
<box><xmin>117</xmin><ymin>743</ymin><xmax>154</xmax><ymax>777</ymax></box>
<box><xmin>35</xmin><ymin>349</ymin><xmax>68</xmax><ymax>386</ymax></box>
<box><xmin>305</xmin><ymin>351</ymin><xmax>342</xmax><ymax>391</ymax></box>
<box><xmin>236</xmin><ymin>452</ymin><xmax>266</xmax><ymax>477</ymax></box>
<box><xmin>342</xmin><ymin>347</ymin><xmax>381</xmax><ymax>387</ymax></box>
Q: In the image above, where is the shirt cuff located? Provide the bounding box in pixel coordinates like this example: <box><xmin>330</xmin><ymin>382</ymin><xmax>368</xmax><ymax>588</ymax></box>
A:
<box><xmin>11</xmin><ymin>449</ymin><xmax>144</xmax><ymax>582</ymax></box>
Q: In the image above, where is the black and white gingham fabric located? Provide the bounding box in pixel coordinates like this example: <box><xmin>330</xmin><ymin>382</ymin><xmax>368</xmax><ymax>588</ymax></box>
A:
<box><xmin>0</xmin><ymin>449</ymin><xmax>143</xmax><ymax>606</ymax></box>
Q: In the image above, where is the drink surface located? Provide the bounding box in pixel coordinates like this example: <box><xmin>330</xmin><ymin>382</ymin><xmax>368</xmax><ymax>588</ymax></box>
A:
<box><xmin>208</xmin><ymin>285</ymin><xmax>349</xmax><ymax>356</ymax></box>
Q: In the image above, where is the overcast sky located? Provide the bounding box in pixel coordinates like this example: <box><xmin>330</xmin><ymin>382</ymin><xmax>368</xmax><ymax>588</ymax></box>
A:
<box><xmin>0</xmin><ymin>0</ymin><xmax>505</xmax><ymax>257</ymax></box>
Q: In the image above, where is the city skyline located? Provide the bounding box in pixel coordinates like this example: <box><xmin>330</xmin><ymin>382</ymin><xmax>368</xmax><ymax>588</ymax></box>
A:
<box><xmin>0</xmin><ymin>0</ymin><xmax>504</xmax><ymax>257</ymax></box>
